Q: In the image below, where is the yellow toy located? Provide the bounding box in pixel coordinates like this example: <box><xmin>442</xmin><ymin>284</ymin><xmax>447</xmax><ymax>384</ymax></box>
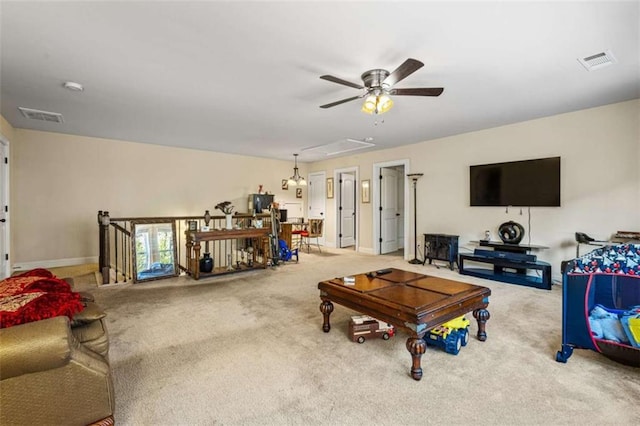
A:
<box><xmin>425</xmin><ymin>316</ymin><xmax>470</xmax><ymax>355</ymax></box>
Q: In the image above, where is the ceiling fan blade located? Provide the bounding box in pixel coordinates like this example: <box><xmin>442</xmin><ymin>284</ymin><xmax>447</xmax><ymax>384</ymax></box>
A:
<box><xmin>389</xmin><ymin>87</ymin><xmax>444</xmax><ymax>96</ymax></box>
<box><xmin>383</xmin><ymin>58</ymin><xmax>424</xmax><ymax>87</ymax></box>
<box><xmin>320</xmin><ymin>75</ymin><xmax>364</xmax><ymax>90</ymax></box>
<box><xmin>319</xmin><ymin>95</ymin><xmax>362</xmax><ymax>109</ymax></box>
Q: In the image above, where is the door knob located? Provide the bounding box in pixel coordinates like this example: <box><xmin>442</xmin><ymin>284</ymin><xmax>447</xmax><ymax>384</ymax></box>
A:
<box><xmin>0</xmin><ymin>219</ymin><xmax>5</xmax><ymax>223</ymax></box>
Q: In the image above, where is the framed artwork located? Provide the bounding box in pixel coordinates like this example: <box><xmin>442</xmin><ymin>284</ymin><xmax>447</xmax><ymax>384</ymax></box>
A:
<box><xmin>188</xmin><ymin>220</ymin><xmax>198</xmax><ymax>231</ymax></box>
<box><xmin>281</xmin><ymin>179</ymin><xmax>289</xmax><ymax>190</ymax></box>
<box><xmin>296</xmin><ymin>188</ymin><xmax>302</xmax><ymax>198</ymax></box>
<box><xmin>361</xmin><ymin>179</ymin><xmax>370</xmax><ymax>203</ymax></box>
<box><xmin>327</xmin><ymin>177</ymin><xmax>334</xmax><ymax>199</ymax></box>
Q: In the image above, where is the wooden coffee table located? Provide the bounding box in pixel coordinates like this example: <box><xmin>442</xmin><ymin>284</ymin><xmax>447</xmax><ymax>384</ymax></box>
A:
<box><xmin>318</xmin><ymin>268</ymin><xmax>491</xmax><ymax>380</ymax></box>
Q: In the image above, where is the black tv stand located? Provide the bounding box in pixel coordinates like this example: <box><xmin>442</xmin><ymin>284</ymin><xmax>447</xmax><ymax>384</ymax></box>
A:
<box><xmin>459</xmin><ymin>241</ymin><xmax>552</xmax><ymax>290</ymax></box>
<box><xmin>477</xmin><ymin>240</ymin><xmax>549</xmax><ymax>253</ymax></box>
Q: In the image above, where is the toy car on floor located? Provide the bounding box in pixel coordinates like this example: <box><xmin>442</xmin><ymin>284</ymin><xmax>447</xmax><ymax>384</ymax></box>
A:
<box><xmin>349</xmin><ymin>315</ymin><xmax>395</xmax><ymax>343</ymax></box>
<box><xmin>424</xmin><ymin>316</ymin><xmax>470</xmax><ymax>355</ymax></box>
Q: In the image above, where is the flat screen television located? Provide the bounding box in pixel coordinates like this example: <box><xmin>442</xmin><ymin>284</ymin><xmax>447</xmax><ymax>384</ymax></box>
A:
<box><xmin>470</xmin><ymin>157</ymin><xmax>561</xmax><ymax>207</ymax></box>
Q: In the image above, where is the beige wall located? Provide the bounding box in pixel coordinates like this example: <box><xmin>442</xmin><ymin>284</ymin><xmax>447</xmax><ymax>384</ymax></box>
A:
<box><xmin>0</xmin><ymin>115</ymin><xmax>16</xmax><ymax>142</ymax></box>
<box><xmin>312</xmin><ymin>100</ymin><xmax>639</xmax><ymax>280</ymax></box>
<box><xmin>4</xmin><ymin>99</ymin><xmax>639</xmax><ymax>279</ymax></box>
<box><xmin>9</xmin><ymin>129</ymin><xmax>305</xmax><ymax>268</ymax></box>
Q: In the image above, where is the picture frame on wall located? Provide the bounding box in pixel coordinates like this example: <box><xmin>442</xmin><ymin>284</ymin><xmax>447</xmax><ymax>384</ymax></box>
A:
<box><xmin>188</xmin><ymin>220</ymin><xmax>198</xmax><ymax>231</ymax></box>
<box><xmin>296</xmin><ymin>188</ymin><xmax>302</xmax><ymax>198</ymax></box>
<box><xmin>361</xmin><ymin>180</ymin><xmax>370</xmax><ymax>203</ymax></box>
<box><xmin>281</xmin><ymin>179</ymin><xmax>289</xmax><ymax>190</ymax></box>
<box><xmin>327</xmin><ymin>177</ymin><xmax>334</xmax><ymax>199</ymax></box>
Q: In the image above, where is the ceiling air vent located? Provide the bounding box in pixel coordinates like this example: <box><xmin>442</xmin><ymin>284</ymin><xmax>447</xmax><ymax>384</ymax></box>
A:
<box><xmin>18</xmin><ymin>107</ymin><xmax>64</xmax><ymax>123</ymax></box>
<box><xmin>578</xmin><ymin>50</ymin><xmax>617</xmax><ymax>71</ymax></box>
<box><xmin>302</xmin><ymin>138</ymin><xmax>375</xmax><ymax>156</ymax></box>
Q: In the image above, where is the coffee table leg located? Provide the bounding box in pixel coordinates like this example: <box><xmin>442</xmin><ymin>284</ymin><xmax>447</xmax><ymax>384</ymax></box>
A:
<box><xmin>319</xmin><ymin>300</ymin><xmax>334</xmax><ymax>332</ymax></box>
<box><xmin>406</xmin><ymin>337</ymin><xmax>426</xmax><ymax>381</ymax></box>
<box><xmin>473</xmin><ymin>308</ymin><xmax>490</xmax><ymax>341</ymax></box>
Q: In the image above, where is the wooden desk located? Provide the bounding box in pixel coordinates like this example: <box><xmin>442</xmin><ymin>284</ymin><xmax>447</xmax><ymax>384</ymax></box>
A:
<box><xmin>185</xmin><ymin>228</ymin><xmax>270</xmax><ymax>280</ymax></box>
<box><xmin>318</xmin><ymin>268</ymin><xmax>491</xmax><ymax>380</ymax></box>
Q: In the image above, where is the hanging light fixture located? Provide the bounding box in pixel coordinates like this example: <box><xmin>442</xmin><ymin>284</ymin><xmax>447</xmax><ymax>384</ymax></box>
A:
<box><xmin>361</xmin><ymin>89</ymin><xmax>394</xmax><ymax>115</ymax></box>
<box><xmin>286</xmin><ymin>154</ymin><xmax>307</xmax><ymax>186</ymax></box>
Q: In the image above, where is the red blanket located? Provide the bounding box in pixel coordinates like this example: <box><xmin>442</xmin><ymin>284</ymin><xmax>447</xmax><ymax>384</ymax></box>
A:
<box><xmin>0</xmin><ymin>268</ymin><xmax>84</xmax><ymax>328</ymax></box>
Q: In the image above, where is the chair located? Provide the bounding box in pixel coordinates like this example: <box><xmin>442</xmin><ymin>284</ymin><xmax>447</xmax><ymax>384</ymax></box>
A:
<box><xmin>289</xmin><ymin>217</ymin><xmax>305</xmax><ymax>249</ymax></box>
<box><xmin>575</xmin><ymin>232</ymin><xmax>609</xmax><ymax>257</ymax></box>
<box><xmin>300</xmin><ymin>219</ymin><xmax>324</xmax><ymax>253</ymax></box>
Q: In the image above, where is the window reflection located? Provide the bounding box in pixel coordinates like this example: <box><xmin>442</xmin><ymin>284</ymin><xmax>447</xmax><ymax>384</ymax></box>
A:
<box><xmin>133</xmin><ymin>222</ymin><xmax>177</xmax><ymax>282</ymax></box>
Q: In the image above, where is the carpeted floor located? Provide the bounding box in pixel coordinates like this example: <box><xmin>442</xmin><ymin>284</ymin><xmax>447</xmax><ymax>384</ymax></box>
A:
<box><xmin>81</xmin><ymin>249</ymin><xmax>638</xmax><ymax>425</ymax></box>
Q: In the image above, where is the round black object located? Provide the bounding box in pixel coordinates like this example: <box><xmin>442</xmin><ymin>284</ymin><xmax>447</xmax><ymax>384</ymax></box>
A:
<box><xmin>498</xmin><ymin>221</ymin><xmax>525</xmax><ymax>244</ymax></box>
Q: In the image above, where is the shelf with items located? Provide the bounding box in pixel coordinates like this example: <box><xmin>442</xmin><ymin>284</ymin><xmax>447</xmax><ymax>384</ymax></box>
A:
<box><xmin>459</xmin><ymin>241</ymin><xmax>551</xmax><ymax>290</ymax></box>
<box><xmin>185</xmin><ymin>228</ymin><xmax>271</xmax><ymax>280</ymax></box>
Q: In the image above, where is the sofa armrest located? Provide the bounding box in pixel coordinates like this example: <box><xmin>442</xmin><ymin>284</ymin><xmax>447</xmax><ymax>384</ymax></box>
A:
<box><xmin>0</xmin><ymin>316</ymin><xmax>73</xmax><ymax>380</ymax></box>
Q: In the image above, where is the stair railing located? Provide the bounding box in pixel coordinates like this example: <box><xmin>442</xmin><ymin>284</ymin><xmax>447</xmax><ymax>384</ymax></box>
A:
<box><xmin>97</xmin><ymin>210</ymin><xmax>272</xmax><ymax>284</ymax></box>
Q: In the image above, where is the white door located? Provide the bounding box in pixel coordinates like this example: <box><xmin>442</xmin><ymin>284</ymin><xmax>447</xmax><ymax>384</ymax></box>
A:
<box><xmin>380</xmin><ymin>167</ymin><xmax>399</xmax><ymax>254</ymax></box>
<box><xmin>308</xmin><ymin>172</ymin><xmax>326</xmax><ymax>246</ymax></box>
<box><xmin>0</xmin><ymin>140</ymin><xmax>8</xmax><ymax>278</ymax></box>
<box><xmin>396</xmin><ymin>167</ymin><xmax>405</xmax><ymax>248</ymax></box>
<box><xmin>339</xmin><ymin>172</ymin><xmax>355</xmax><ymax>247</ymax></box>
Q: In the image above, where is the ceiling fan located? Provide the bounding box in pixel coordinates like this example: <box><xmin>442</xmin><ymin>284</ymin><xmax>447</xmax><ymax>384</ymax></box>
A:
<box><xmin>319</xmin><ymin>58</ymin><xmax>443</xmax><ymax>114</ymax></box>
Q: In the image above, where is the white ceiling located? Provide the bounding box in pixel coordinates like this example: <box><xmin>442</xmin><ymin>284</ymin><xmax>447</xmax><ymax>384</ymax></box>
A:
<box><xmin>1</xmin><ymin>1</ymin><xmax>638</xmax><ymax>162</ymax></box>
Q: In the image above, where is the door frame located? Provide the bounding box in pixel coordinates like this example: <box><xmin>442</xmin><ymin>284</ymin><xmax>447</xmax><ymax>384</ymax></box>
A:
<box><xmin>0</xmin><ymin>134</ymin><xmax>10</xmax><ymax>278</ymax></box>
<box><xmin>333</xmin><ymin>166</ymin><xmax>359</xmax><ymax>251</ymax></box>
<box><xmin>373</xmin><ymin>159</ymin><xmax>410</xmax><ymax>258</ymax></box>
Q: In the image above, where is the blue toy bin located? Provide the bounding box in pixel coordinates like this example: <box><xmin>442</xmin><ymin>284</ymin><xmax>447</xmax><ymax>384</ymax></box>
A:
<box><xmin>557</xmin><ymin>244</ymin><xmax>640</xmax><ymax>367</ymax></box>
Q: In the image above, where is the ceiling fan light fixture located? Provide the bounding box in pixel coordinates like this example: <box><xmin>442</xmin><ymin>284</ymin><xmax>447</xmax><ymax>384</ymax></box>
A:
<box><xmin>361</xmin><ymin>95</ymin><xmax>377</xmax><ymax>114</ymax></box>
<box><xmin>320</xmin><ymin>58</ymin><xmax>442</xmax><ymax>113</ymax></box>
<box><xmin>378</xmin><ymin>94</ymin><xmax>393</xmax><ymax>113</ymax></box>
<box><xmin>361</xmin><ymin>93</ymin><xmax>393</xmax><ymax>115</ymax></box>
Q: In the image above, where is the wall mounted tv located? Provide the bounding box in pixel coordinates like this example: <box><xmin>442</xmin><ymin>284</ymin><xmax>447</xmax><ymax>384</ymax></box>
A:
<box><xmin>470</xmin><ymin>157</ymin><xmax>561</xmax><ymax>207</ymax></box>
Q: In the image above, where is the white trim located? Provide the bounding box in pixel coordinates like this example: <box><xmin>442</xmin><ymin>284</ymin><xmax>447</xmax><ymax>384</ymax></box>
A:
<box><xmin>358</xmin><ymin>247</ymin><xmax>375</xmax><ymax>255</ymax></box>
<box><xmin>372</xmin><ymin>159</ymin><xmax>411</xmax><ymax>259</ymax></box>
<box><xmin>0</xmin><ymin>134</ymin><xmax>9</xmax><ymax>279</ymax></box>
<box><xmin>334</xmin><ymin>166</ymin><xmax>359</xmax><ymax>252</ymax></box>
<box><xmin>12</xmin><ymin>256</ymin><xmax>99</xmax><ymax>272</ymax></box>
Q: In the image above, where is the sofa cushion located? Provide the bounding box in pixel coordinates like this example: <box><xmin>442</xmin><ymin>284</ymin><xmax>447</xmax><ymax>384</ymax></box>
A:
<box><xmin>71</xmin><ymin>319</ymin><xmax>109</xmax><ymax>358</ymax></box>
<box><xmin>71</xmin><ymin>301</ymin><xmax>106</xmax><ymax>326</ymax></box>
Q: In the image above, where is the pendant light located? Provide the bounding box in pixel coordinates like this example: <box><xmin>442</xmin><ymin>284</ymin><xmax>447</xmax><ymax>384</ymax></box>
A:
<box><xmin>286</xmin><ymin>154</ymin><xmax>307</xmax><ymax>186</ymax></box>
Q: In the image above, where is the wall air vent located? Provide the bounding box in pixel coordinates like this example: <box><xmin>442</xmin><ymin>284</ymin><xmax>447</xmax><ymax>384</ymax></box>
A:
<box><xmin>18</xmin><ymin>107</ymin><xmax>64</xmax><ymax>123</ymax></box>
<box><xmin>578</xmin><ymin>50</ymin><xmax>617</xmax><ymax>71</ymax></box>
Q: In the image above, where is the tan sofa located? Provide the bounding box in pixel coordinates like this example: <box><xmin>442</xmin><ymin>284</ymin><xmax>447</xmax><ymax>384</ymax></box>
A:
<box><xmin>0</xmin><ymin>283</ymin><xmax>114</xmax><ymax>425</ymax></box>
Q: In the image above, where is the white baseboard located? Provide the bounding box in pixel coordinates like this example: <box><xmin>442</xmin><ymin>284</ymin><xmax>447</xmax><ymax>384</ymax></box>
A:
<box><xmin>12</xmin><ymin>256</ymin><xmax>99</xmax><ymax>272</ymax></box>
<box><xmin>358</xmin><ymin>247</ymin><xmax>375</xmax><ymax>255</ymax></box>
